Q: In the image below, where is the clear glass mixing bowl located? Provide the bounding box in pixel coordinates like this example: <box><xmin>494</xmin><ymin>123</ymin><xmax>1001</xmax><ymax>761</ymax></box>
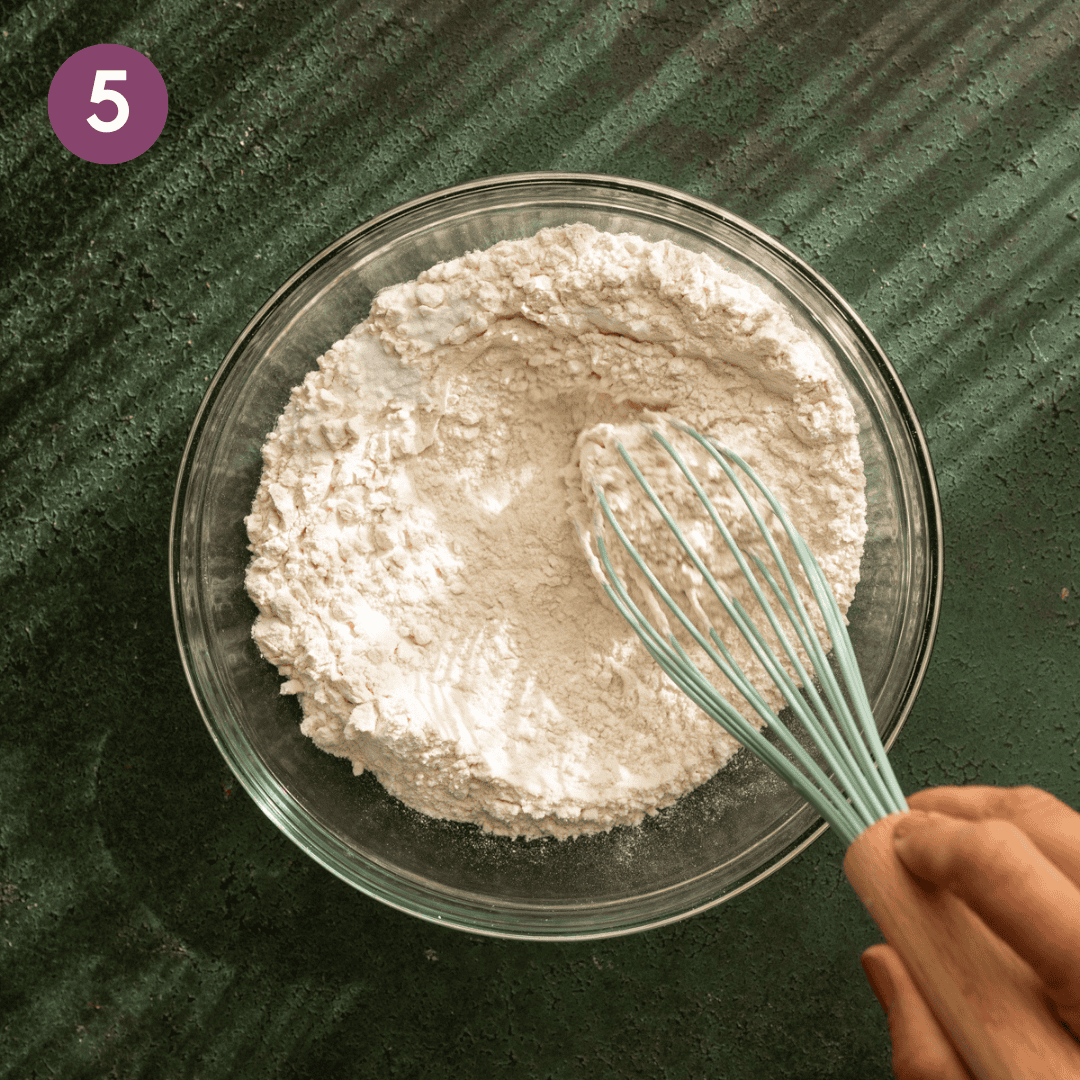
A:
<box><xmin>170</xmin><ymin>173</ymin><xmax>942</xmax><ymax>940</ymax></box>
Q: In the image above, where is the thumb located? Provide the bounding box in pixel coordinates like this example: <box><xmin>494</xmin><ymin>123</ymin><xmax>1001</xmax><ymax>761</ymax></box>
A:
<box><xmin>861</xmin><ymin>944</ymin><xmax>973</xmax><ymax>1080</ymax></box>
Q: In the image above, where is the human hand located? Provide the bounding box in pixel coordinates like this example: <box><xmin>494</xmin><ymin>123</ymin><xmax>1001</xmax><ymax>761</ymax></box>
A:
<box><xmin>859</xmin><ymin>785</ymin><xmax>1080</xmax><ymax>1079</ymax></box>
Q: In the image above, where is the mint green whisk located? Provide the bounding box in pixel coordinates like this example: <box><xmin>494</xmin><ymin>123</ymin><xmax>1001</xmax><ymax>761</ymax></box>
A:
<box><xmin>587</xmin><ymin>420</ymin><xmax>1080</xmax><ymax>1079</ymax></box>
<box><xmin>588</xmin><ymin>420</ymin><xmax>908</xmax><ymax>846</ymax></box>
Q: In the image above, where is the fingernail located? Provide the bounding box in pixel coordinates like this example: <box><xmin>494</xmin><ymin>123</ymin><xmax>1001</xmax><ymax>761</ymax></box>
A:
<box><xmin>861</xmin><ymin>952</ymin><xmax>896</xmax><ymax>1014</ymax></box>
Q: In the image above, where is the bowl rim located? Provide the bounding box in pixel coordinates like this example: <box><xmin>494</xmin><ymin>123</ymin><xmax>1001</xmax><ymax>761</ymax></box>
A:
<box><xmin>169</xmin><ymin>171</ymin><xmax>943</xmax><ymax>940</ymax></box>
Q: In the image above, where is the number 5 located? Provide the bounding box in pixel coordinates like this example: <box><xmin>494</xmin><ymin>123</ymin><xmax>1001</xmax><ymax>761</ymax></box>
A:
<box><xmin>87</xmin><ymin>70</ymin><xmax>129</xmax><ymax>133</ymax></box>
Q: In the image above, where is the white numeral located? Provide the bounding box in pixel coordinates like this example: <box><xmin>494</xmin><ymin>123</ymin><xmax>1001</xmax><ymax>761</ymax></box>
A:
<box><xmin>87</xmin><ymin>70</ymin><xmax>129</xmax><ymax>133</ymax></box>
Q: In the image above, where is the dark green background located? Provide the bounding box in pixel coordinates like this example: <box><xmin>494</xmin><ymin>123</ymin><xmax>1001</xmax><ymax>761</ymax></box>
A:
<box><xmin>2</xmin><ymin>0</ymin><xmax>1078</xmax><ymax>1076</ymax></box>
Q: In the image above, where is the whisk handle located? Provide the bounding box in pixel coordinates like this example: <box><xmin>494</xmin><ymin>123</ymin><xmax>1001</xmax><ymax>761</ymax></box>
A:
<box><xmin>844</xmin><ymin>813</ymin><xmax>1080</xmax><ymax>1080</ymax></box>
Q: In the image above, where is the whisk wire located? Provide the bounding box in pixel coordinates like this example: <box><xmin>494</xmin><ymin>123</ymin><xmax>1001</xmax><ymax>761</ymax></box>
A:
<box><xmin>694</xmin><ymin>429</ymin><xmax>907</xmax><ymax>814</ymax></box>
<box><xmin>645</xmin><ymin>429</ymin><xmax>894</xmax><ymax>824</ymax></box>
<box><xmin>589</xmin><ymin>421</ymin><xmax>908</xmax><ymax>845</ymax></box>
<box><xmin>594</xmin><ymin>530</ymin><xmax>867</xmax><ymax>841</ymax></box>
<box><xmin>660</xmin><ymin>423</ymin><xmax>898</xmax><ymax>812</ymax></box>
<box><xmin>605</xmin><ymin>437</ymin><xmax>890</xmax><ymax>829</ymax></box>
<box><xmin>595</xmin><ymin>499</ymin><xmax>872</xmax><ymax>845</ymax></box>
<box><xmin>741</xmin><ymin>541</ymin><xmax>897</xmax><ymax>822</ymax></box>
<box><xmin>672</xmin><ymin>426</ymin><xmax>909</xmax><ymax>816</ymax></box>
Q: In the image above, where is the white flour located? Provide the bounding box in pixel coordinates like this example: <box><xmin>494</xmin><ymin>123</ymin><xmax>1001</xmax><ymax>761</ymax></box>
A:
<box><xmin>571</xmin><ymin>415</ymin><xmax>838</xmax><ymax>721</ymax></box>
<box><xmin>244</xmin><ymin>224</ymin><xmax>866</xmax><ymax>839</ymax></box>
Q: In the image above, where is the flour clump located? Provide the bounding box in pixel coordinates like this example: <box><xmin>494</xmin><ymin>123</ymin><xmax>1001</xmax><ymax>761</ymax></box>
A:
<box><xmin>244</xmin><ymin>224</ymin><xmax>867</xmax><ymax>840</ymax></box>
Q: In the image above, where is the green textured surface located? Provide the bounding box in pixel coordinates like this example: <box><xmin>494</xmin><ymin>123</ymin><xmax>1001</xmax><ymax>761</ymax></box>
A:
<box><xmin>2</xmin><ymin>0</ymin><xmax>1078</xmax><ymax>1075</ymax></box>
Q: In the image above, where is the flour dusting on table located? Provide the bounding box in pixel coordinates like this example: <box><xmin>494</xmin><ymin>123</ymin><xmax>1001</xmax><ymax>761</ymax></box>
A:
<box><xmin>244</xmin><ymin>224</ymin><xmax>866</xmax><ymax>839</ymax></box>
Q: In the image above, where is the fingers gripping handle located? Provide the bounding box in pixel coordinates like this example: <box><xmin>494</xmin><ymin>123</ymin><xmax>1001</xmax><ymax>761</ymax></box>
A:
<box><xmin>844</xmin><ymin>813</ymin><xmax>1080</xmax><ymax>1080</ymax></box>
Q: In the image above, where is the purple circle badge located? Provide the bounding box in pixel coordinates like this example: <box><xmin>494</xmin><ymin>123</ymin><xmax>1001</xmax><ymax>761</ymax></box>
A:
<box><xmin>48</xmin><ymin>44</ymin><xmax>168</xmax><ymax>164</ymax></box>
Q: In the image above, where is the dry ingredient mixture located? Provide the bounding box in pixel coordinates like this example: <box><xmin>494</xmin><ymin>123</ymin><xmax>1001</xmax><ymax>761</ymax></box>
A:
<box><xmin>244</xmin><ymin>224</ymin><xmax>867</xmax><ymax>839</ymax></box>
<box><xmin>571</xmin><ymin>413</ymin><xmax>844</xmax><ymax>720</ymax></box>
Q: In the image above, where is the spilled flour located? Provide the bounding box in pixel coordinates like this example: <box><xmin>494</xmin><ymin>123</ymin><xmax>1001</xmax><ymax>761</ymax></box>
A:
<box><xmin>244</xmin><ymin>224</ymin><xmax>866</xmax><ymax>839</ymax></box>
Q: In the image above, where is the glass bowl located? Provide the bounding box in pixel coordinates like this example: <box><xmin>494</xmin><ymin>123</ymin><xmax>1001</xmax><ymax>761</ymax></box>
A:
<box><xmin>170</xmin><ymin>173</ymin><xmax>942</xmax><ymax>940</ymax></box>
